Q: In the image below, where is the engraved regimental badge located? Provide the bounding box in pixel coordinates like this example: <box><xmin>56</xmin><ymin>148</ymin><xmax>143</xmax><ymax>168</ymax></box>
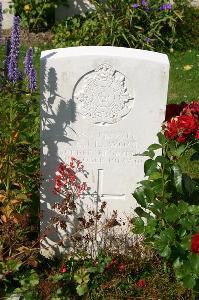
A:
<box><xmin>73</xmin><ymin>64</ymin><xmax>134</xmax><ymax>125</ymax></box>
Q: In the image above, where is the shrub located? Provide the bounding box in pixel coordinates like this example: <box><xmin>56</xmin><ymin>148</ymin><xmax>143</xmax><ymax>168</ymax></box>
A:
<box><xmin>53</xmin><ymin>0</ymin><xmax>192</xmax><ymax>51</ymax></box>
<box><xmin>175</xmin><ymin>7</ymin><xmax>199</xmax><ymax>50</ymax></box>
<box><xmin>132</xmin><ymin>101</ymin><xmax>199</xmax><ymax>294</ymax></box>
<box><xmin>8</xmin><ymin>0</ymin><xmax>68</xmax><ymax>32</ymax></box>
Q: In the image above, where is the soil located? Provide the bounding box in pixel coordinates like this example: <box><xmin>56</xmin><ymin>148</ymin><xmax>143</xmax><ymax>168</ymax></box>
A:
<box><xmin>3</xmin><ymin>28</ymin><xmax>53</xmax><ymax>46</ymax></box>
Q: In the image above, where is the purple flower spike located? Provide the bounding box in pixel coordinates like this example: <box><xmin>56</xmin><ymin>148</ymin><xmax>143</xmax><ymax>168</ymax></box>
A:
<box><xmin>24</xmin><ymin>47</ymin><xmax>37</xmax><ymax>92</ymax></box>
<box><xmin>28</xmin><ymin>67</ymin><xmax>37</xmax><ymax>92</ymax></box>
<box><xmin>132</xmin><ymin>3</ymin><xmax>139</xmax><ymax>8</ymax></box>
<box><xmin>8</xmin><ymin>16</ymin><xmax>20</xmax><ymax>83</ymax></box>
<box><xmin>24</xmin><ymin>47</ymin><xmax>34</xmax><ymax>75</ymax></box>
<box><xmin>0</xmin><ymin>2</ymin><xmax>3</xmax><ymax>44</ymax></box>
<box><xmin>160</xmin><ymin>3</ymin><xmax>172</xmax><ymax>11</ymax></box>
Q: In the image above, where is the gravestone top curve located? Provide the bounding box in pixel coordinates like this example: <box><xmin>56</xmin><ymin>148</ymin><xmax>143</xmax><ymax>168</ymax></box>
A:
<box><xmin>41</xmin><ymin>46</ymin><xmax>169</xmax><ymax>65</ymax></box>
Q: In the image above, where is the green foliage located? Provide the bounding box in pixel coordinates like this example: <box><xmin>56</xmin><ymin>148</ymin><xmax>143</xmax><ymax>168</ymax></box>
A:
<box><xmin>132</xmin><ymin>132</ymin><xmax>199</xmax><ymax>291</ymax></box>
<box><xmin>13</xmin><ymin>269</ymin><xmax>39</xmax><ymax>298</ymax></box>
<box><xmin>8</xmin><ymin>0</ymin><xmax>68</xmax><ymax>31</ymax></box>
<box><xmin>53</xmin><ymin>0</ymin><xmax>191</xmax><ymax>51</ymax></box>
<box><xmin>175</xmin><ymin>7</ymin><xmax>199</xmax><ymax>50</ymax></box>
<box><xmin>74</xmin><ymin>268</ymin><xmax>90</xmax><ymax>296</ymax></box>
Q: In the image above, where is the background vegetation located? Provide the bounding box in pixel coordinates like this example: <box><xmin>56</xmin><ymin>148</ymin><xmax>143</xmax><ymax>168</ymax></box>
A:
<box><xmin>0</xmin><ymin>0</ymin><xmax>199</xmax><ymax>298</ymax></box>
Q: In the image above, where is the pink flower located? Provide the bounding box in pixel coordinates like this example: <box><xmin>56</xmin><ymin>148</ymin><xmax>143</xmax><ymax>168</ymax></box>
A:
<box><xmin>60</xmin><ymin>265</ymin><xmax>67</xmax><ymax>273</ymax></box>
<box><xmin>136</xmin><ymin>279</ymin><xmax>146</xmax><ymax>288</ymax></box>
<box><xmin>118</xmin><ymin>263</ymin><xmax>126</xmax><ymax>272</ymax></box>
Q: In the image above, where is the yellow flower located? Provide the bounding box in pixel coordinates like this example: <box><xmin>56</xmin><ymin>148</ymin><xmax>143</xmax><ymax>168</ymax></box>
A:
<box><xmin>183</xmin><ymin>64</ymin><xmax>193</xmax><ymax>71</ymax></box>
<box><xmin>24</xmin><ymin>4</ymin><xmax>31</xmax><ymax>12</ymax></box>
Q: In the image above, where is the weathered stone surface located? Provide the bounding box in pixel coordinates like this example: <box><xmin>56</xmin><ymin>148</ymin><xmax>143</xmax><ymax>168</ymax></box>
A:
<box><xmin>40</xmin><ymin>46</ymin><xmax>169</xmax><ymax>251</ymax></box>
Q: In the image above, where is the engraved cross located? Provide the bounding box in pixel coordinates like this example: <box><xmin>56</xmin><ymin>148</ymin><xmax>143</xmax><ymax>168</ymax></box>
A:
<box><xmin>96</xmin><ymin>169</ymin><xmax>125</xmax><ymax>204</ymax></box>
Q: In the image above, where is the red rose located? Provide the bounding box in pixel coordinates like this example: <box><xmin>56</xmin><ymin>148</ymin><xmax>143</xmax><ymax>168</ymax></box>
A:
<box><xmin>164</xmin><ymin>118</ymin><xmax>178</xmax><ymax>140</ymax></box>
<box><xmin>136</xmin><ymin>279</ymin><xmax>146</xmax><ymax>288</ymax></box>
<box><xmin>165</xmin><ymin>114</ymin><xmax>198</xmax><ymax>141</ymax></box>
<box><xmin>176</xmin><ymin>115</ymin><xmax>197</xmax><ymax>135</ymax></box>
<box><xmin>191</xmin><ymin>234</ymin><xmax>199</xmax><ymax>254</ymax></box>
<box><xmin>182</xmin><ymin>101</ymin><xmax>199</xmax><ymax>118</ymax></box>
<box><xmin>176</xmin><ymin>135</ymin><xmax>186</xmax><ymax>143</ymax></box>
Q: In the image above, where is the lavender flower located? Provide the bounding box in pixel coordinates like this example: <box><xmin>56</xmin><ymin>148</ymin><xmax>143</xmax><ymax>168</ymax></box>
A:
<box><xmin>28</xmin><ymin>67</ymin><xmax>37</xmax><ymax>92</ymax></box>
<box><xmin>24</xmin><ymin>47</ymin><xmax>37</xmax><ymax>92</ymax></box>
<box><xmin>146</xmin><ymin>37</ymin><xmax>151</xmax><ymax>43</ymax></box>
<box><xmin>141</xmin><ymin>0</ymin><xmax>148</xmax><ymax>7</ymax></box>
<box><xmin>8</xmin><ymin>16</ymin><xmax>20</xmax><ymax>83</ymax></box>
<box><xmin>0</xmin><ymin>2</ymin><xmax>3</xmax><ymax>44</ymax></box>
<box><xmin>132</xmin><ymin>3</ymin><xmax>139</xmax><ymax>8</ymax></box>
<box><xmin>160</xmin><ymin>3</ymin><xmax>172</xmax><ymax>11</ymax></box>
<box><xmin>24</xmin><ymin>47</ymin><xmax>34</xmax><ymax>75</ymax></box>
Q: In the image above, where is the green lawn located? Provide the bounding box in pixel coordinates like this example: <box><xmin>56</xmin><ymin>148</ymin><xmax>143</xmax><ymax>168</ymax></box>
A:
<box><xmin>168</xmin><ymin>49</ymin><xmax>199</xmax><ymax>104</ymax></box>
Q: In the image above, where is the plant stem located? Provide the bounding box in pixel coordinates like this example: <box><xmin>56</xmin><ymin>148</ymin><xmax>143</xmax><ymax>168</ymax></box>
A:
<box><xmin>5</xmin><ymin>95</ymin><xmax>14</xmax><ymax>196</ymax></box>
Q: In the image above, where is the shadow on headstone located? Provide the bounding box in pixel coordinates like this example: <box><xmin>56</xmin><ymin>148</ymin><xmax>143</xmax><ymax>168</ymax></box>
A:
<box><xmin>55</xmin><ymin>0</ymin><xmax>94</xmax><ymax>20</ymax></box>
<box><xmin>40</xmin><ymin>52</ymin><xmax>87</xmax><ymax>254</ymax></box>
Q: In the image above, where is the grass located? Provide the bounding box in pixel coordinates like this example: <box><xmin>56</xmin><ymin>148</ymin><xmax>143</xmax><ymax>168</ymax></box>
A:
<box><xmin>168</xmin><ymin>49</ymin><xmax>199</xmax><ymax>104</ymax></box>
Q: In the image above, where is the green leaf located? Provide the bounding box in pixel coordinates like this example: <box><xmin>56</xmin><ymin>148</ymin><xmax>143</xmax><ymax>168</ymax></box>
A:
<box><xmin>157</xmin><ymin>132</ymin><xmax>166</xmax><ymax>146</ymax></box>
<box><xmin>161</xmin><ymin>245</ymin><xmax>171</xmax><ymax>258</ymax></box>
<box><xmin>164</xmin><ymin>204</ymin><xmax>179</xmax><ymax>223</ymax></box>
<box><xmin>178</xmin><ymin>201</ymin><xmax>188</xmax><ymax>215</ymax></box>
<box><xmin>144</xmin><ymin>159</ymin><xmax>157</xmax><ymax>176</ymax></box>
<box><xmin>173</xmin><ymin>257</ymin><xmax>183</xmax><ymax>269</ymax></box>
<box><xmin>183</xmin><ymin>275</ymin><xmax>196</xmax><ymax>289</ymax></box>
<box><xmin>172</xmin><ymin>164</ymin><xmax>182</xmax><ymax>193</ymax></box>
<box><xmin>189</xmin><ymin>253</ymin><xmax>199</xmax><ymax>273</ymax></box>
<box><xmin>6</xmin><ymin>260</ymin><xmax>22</xmax><ymax>272</ymax></box>
<box><xmin>182</xmin><ymin>174</ymin><xmax>195</xmax><ymax>194</ymax></box>
<box><xmin>143</xmin><ymin>187</ymin><xmax>155</xmax><ymax>202</ymax></box>
<box><xmin>149</xmin><ymin>171</ymin><xmax>162</xmax><ymax>180</ymax></box>
<box><xmin>180</xmin><ymin>235</ymin><xmax>190</xmax><ymax>250</ymax></box>
<box><xmin>175</xmin><ymin>144</ymin><xmax>186</xmax><ymax>157</ymax></box>
<box><xmin>133</xmin><ymin>187</ymin><xmax>147</xmax><ymax>208</ymax></box>
<box><xmin>147</xmin><ymin>143</ymin><xmax>162</xmax><ymax>151</ymax></box>
<box><xmin>188</xmin><ymin>205</ymin><xmax>199</xmax><ymax>215</ymax></box>
<box><xmin>155</xmin><ymin>156</ymin><xmax>169</xmax><ymax>165</ymax></box>
<box><xmin>145</xmin><ymin>218</ymin><xmax>157</xmax><ymax>236</ymax></box>
<box><xmin>76</xmin><ymin>283</ymin><xmax>88</xmax><ymax>296</ymax></box>
<box><xmin>134</xmin><ymin>207</ymin><xmax>149</xmax><ymax>218</ymax></box>
<box><xmin>132</xmin><ymin>217</ymin><xmax>144</xmax><ymax>234</ymax></box>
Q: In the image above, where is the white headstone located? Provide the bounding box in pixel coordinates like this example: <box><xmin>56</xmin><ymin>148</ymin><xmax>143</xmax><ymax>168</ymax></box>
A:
<box><xmin>2</xmin><ymin>0</ymin><xmax>14</xmax><ymax>30</ymax></box>
<box><xmin>40</xmin><ymin>46</ymin><xmax>169</xmax><ymax>250</ymax></box>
